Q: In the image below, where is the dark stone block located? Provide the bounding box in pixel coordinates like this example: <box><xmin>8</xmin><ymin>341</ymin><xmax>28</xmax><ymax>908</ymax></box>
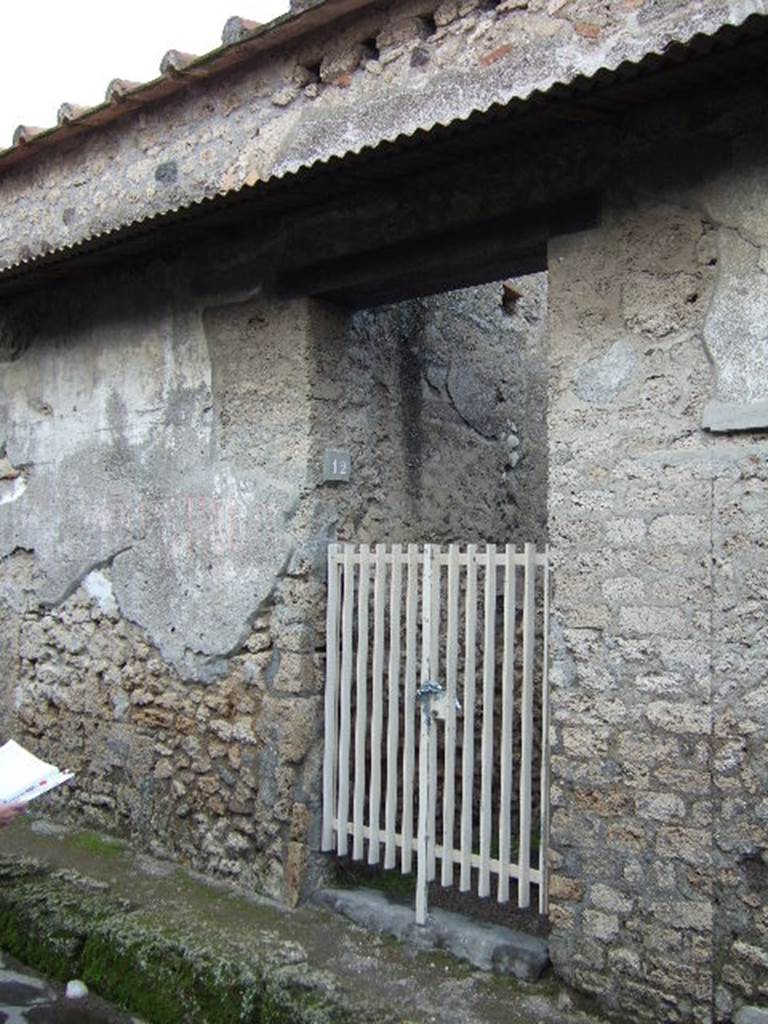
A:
<box><xmin>155</xmin><ymin>161</ymin><xmax>178</xmax><ymax>185</ymax></box>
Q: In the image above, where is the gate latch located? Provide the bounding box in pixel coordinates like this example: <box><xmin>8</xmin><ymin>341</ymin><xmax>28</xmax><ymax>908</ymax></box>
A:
<box><xmin>415</xmin><ymin>681</ymin><xmax>461</xmax><ymax>721</ymax></box>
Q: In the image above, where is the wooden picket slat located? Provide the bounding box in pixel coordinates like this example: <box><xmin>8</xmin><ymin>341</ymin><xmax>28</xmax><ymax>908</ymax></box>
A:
<box><xmin>427</xmin><ymin>545</ymin><xmax>440</xmax><ymax>883</ymax></box>
<box><xmin>518</xmin><ymin>542</ymin><xmax>536</xmax><ymax>908</ymax></box>
<box><xmin>416</xmin><ymin>707</ymin><xmax>429</xmax><ymax>924</ymax></box>
<box><xmin>322</xmin><ymin>545</ymin><xmax>341</xmax><ymax>852</ymax></box>
<box><xmin>352</xmin><ymin>544</ymin><xmax>370</xmax><ymax>861</ymax></box>
<box><xmin>459</xmin><ymin>543</ymin><xmax>478</xmax><ymax>892</ymax></box>
<box><xmin>416</xmin><ymin>545</ymin><xmax>433</xmax><ymax>925</ymax></box>
<box><xmin>384</xmin><ymin>544</ymin><xmax>403</xmax><ymax>870</ymax></box>
<box><xmin>336</xmin><ymin>545</ymin><xmax>355</xmax><ymax>857</ymax></box>
<box><xmin>401</xmin><ymin>543</ymin><xmax>418</xmax><ymax>874</ymax></box>
<box><xmin>478</xmin><ymin>543</ymin><xmax>496</xmax><ymax>898</ymax></box>
<box><xmin>539</xmin><ymin>545</ymin><xmax>551</xmax><ymax>915</ymax></box>
<box><xmin>368</xmin><ymin>543</ymin><xmax>386</xmax><ymax>865</ymax></box>
<box><xmin>441</xmin><ymin>544</ymin><xmax>460</xmax><ymax>886</ymax></box>
<box><xmin>498</xmin><ymin>544</ymin><xmax>516</xmax><ymax>901</ymax></box>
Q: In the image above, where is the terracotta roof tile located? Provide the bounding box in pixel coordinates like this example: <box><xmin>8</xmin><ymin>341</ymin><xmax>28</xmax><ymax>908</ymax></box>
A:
<box><xmin>105</xmin><ymin>79</ymin><xmax>143</xmax><ymax>103</ymax></box>
<box><xmin>11</xmin><ymin>125</ymin><xmax>45</xmax><ymax>145</ymax></box>
<box><xmin>57</xmin><ymin>103</ymin><xmax>91</xmax><ymax>126</ymax></box>
<box><xmin>0</xmin><ymin>2</ymin><xmax>357</xmax><ymax>165</ymax></box>
<box><xmin>159</xmin><ymin>50</ymin><xmax>199</xmax><ymax>76</ymax></box>
<box><xmin>221</xmin><ymin>16</ymin><xmax>262</xmax><ymax>45</ymax></box>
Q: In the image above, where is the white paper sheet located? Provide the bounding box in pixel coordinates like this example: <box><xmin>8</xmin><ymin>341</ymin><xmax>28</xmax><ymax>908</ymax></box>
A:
<box><xmin>0</xmin><ymin>739</ymin><xmax>74</xmax><ymax>804</ymax></box>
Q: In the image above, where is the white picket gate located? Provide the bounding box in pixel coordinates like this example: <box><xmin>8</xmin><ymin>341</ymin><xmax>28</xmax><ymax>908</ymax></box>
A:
<box><xmin>321</xmin><ymin>542</ymin><xmax>551</xmax><ymax>924</ymax></box>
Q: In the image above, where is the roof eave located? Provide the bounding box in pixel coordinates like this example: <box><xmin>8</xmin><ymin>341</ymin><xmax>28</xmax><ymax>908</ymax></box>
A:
<box><xmin>0</xmin><ymin>0</ymin><xmax>376</xmax><ymax>174</ymax></box>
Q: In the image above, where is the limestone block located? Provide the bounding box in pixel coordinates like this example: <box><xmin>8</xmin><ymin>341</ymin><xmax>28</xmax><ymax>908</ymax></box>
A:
<box><xmin>659</xmin><ymin>823</ymin><xmax>712</xmax><ymax>864</ymax></box>
<box><xmin>153</xmin><ymin>759</ymin><xmax>174</xmax><ymax>780</ymax></box>
<box><xmin>549</xmin><ymin>875</ymin><xmax>585</xmax><ymax>901</ymax></box>
<box><xmin>319</xmin><ymin>43</ymin><xmax>367</xmax><ymax>82</ymax></box>
<box><xmin>133</xmin><ymin>707</ymin><xmax>176</xmax><ymax>730</ymax></box>
<box><xmin>290</xmin><ymin>802</ymin><xmax>311</xmax><ymax>843</ymax></box>
<box><xmin>606</xmin><ymin>820</ymin><xmax>645</xmax><ymax>852</ymax></box>
<box><xmin>735</xmin><ymin>1008</ymin><xmax>768</xmax><ymax>1024</ymax></box>
<box><xmin>648</xmin><ymin>514</ymin><xmax>709</xmax><ymax>548</ymax></box>
<box><xmin>649</xmin><ymin>901</ymin><xmax>712</xmax><ymax>933</ymax></box>
<box><xmin>607</xmin><ymin>945</ymin><xmax>642</xmax><ymax>974</ymax></box>
<box><xmin>279</xmin><ymin>700</ymin><xmax>320</xmax><ymax>765</ymax></box>
<box><xmin>583</xmin><ymin>910</ymin><xmax>619</xmax><ymax>942</ymax></box>
<box><xmin>636</xmin><ymin>793</ymin><xmax>687</xmax><ymax>822</ymax></box>
<box><xmin>284</xmin><ymin>840</ymin><xmax>308</xmax><ymax>907</ymax></box>
<box><xmin>271</xmin><ymin>85</ymin><xmax>300</xmax><ymax>107</ymax></box>
<box><xmin>272</xmin><ymin>651</ymin><xmax>317</xmax><ymax>694</ymax></box>
<box><xmin>733</xmin><ymin>942</ymin><xmax>768</xmax><ymax>972</ymax></box>
<box><xmin>377</xmin><ymin>16</ymin><xmax>434</xmax><ymax>51</ymax></box>
<box><xmin>653</xmin><ymin>767</ymin><xmax>710</xmax><ymax>795</ymax></box>
<box><xmin>618</xmin><ymin>607</ymin><xmax>688</xmax><ymax>638</ymax></box>
<box><xmin>433</xmin><ymin>0</ymin><xmax>464</xmax><ymax>26</ymax></box>
<box><xmin>573</xmin><ymin>788</ymin><xmax>634</xmax><ymax>817</ymax></box>
<box><xmin>573</xmin><ymin>338</ymin><xmax>637</xmax><ymax>406</ymax></box>
<box><xmin>605</xmin><ymin>517</ymin><xmax>647</xmax><ymax>546</ymax></box>
<box><xmin>590</xmin><ymin>884</ymin><xmax>634</xmax><ymax>914</ymax></box>
<box><xmin>645</xmin><ymin>702</ymin><xmax>711</xmax><ymax>735</ymax></box>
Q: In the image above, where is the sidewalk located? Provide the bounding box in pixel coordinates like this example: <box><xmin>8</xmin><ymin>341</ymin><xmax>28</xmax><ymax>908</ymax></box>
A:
<box><xmin>0</xmin><ymin>818</ymin><xmax>613</xmax><ymax>1024</ymax></box>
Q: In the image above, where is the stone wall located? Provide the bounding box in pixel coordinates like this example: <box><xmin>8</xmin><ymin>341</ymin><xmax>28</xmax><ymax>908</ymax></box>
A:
<box><xmin>0</xmin><ymin>277</ymin><xmax>331</xmax><ymax>905</ymax></box>
<box><xmin>712</xmin><ymin>447</ymin><xmax>768</xmax><ymax>1018</ymax></box>
<box><xmin>2</xmin><ymin>35</ymin><xmax>767</xmax><ymax>1024</ymax></box>
<box><xmin>545</xmin><ymin>130</ymin><xmax>768</xmax><ymax>1022</ymax></box>
<box><xmin>1</xmin><ymin>0</ymin><xmax>765</xmax><ymax>271</ymax></box>
<box><xmin>0</xmin><ymin>262</ymin><xmax>547</xmax><ymax>906</ymax></box>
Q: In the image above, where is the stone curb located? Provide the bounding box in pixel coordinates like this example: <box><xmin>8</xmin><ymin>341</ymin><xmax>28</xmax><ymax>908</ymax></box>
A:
<box><xmin>0</xmin><ymin>855</ymin><xmax>386</xmax><ymax>1024</ymax></box>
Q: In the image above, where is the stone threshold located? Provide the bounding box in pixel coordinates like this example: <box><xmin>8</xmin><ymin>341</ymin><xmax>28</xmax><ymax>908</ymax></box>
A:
<box><xmin>315</xmin><ymin>888</ymin><xmax>550</xmax><ymax>981</ymax></box>
<box><xmin>0</xmin><ymin>817</ymin><xmax>613</xmax><ymax>1024</ymax></box>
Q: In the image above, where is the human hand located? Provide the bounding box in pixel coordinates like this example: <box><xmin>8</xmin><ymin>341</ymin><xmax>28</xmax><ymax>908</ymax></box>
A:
<box><xmin>0</xmin><ymin>803</ymin><xmax>27</xmax><ymax>828</ymax></box>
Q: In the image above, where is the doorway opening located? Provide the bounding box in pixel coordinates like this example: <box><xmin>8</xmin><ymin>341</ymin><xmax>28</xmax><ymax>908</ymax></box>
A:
<box><xmin>316</xmin><ymin>270</ymin><xmax>552</xmax><ymax>930</ymax></box>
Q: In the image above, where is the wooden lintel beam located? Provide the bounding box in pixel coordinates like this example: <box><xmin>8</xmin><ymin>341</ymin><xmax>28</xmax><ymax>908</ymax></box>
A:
<box><xmin>319</xmin><ymin>248</ymin><xmax>546</xmax><ymax>309</ymax></box>
<box><xmin>276</xmin><ymin>192</ymin><xmax>600</xmax><ymax>303</ymax></box>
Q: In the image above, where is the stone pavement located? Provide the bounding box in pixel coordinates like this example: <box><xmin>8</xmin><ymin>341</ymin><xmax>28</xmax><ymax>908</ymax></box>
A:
<box><xmin>0</xmin><ymin>817</ymin><xmax>616</xmax><ymax>1024</ymax></box>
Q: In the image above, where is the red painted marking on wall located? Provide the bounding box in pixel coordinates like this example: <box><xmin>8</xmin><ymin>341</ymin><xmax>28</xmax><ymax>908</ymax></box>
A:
<box><xmin>480</xmin><ymin>43</ymin><xmax>514</xmax><ymax>67</ymax></box>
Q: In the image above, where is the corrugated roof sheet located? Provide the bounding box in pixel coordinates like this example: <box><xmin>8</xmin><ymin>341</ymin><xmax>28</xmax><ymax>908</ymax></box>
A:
<box><xmin>2</xmin><ymin>9</ymin><xmax>768</xmax><ymax>288</ymax></box>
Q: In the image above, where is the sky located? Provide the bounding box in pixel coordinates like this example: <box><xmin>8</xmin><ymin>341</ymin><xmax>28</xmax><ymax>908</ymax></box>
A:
<box><xmin>0</xmin><ymin>0</ymin><xmax>290</xmax><ymax>148</ymax></box>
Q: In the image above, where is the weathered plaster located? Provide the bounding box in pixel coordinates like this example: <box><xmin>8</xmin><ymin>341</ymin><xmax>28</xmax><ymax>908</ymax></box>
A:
<box><xmin>668</xmin><ymin>130</ymin><xmax>768</xmax><ymax>428</ymax></box>
<box><xmin>0</xmin><ymin>276</ymin><xmax>320</xmax><ymax>680</ymax></box>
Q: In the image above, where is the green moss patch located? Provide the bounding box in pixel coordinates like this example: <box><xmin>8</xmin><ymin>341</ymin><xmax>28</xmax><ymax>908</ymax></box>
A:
<box><xmin>71</xmin><ymin>830</ymin><xmax>127</xmax><ymax>859</ymax></box>
<box><xmin>81</xmin><ymin>922</ymin><xmax>263</xmax><ymax>1024</ymax></box>
<box><xmin>0</xmin><ymin>855</ymin><xmax>382</xmax><ymax>1024</ymax></box>
<box><xmin>0</xmin><ymin>871</ymin><xmax>123</xmax><ymax>983</ymax></box>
